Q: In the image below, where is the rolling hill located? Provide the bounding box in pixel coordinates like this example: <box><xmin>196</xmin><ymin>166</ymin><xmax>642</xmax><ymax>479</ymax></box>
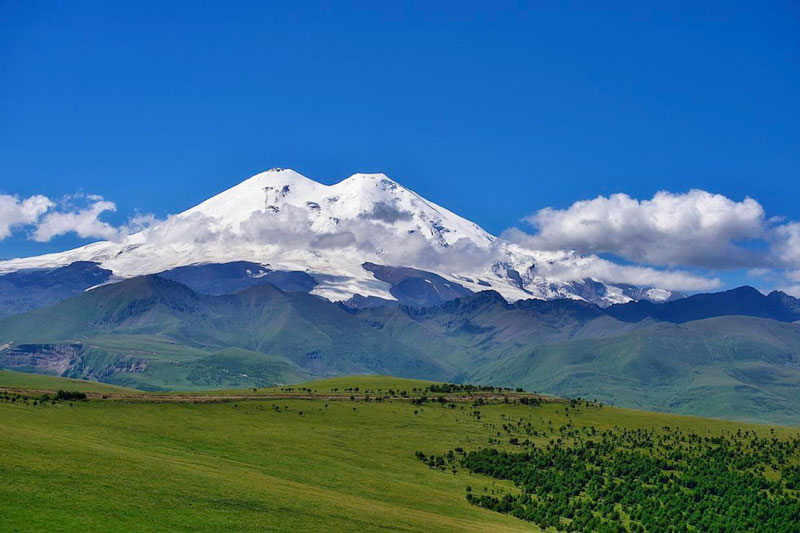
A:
<box><xmin>1</xmin><ymin>375</ymin><xmax>798</xmax><ymax>532</ymax></box>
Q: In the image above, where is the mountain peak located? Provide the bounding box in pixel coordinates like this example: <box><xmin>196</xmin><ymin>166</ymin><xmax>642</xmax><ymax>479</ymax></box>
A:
<box><xmin>726</xmin><ymin>285</ymin><xmax>763</xmax><ymax>296</ymax></box>
<box><xmin>337</xmin><ymin>172</ymin><xmax>403</xmax><ymax>194</ymax></box>
<box><xmin>343</xmin><ymin>172</ymin><xmax>393</xmax><ymax>181</ymax></box>
<box><xmin>239</xmin><ymin>167</ymin><xmax>317</xmax><ymax>187</ymax></box>
<box><xmin>96</xmin><ymin>274</ymin><xmax>198</xmax><ymax>300</ymax></box>
<box><xmin>606</xmin><ymin>284</ymin><xmax>800</xmax><ymax>324</ymax></box>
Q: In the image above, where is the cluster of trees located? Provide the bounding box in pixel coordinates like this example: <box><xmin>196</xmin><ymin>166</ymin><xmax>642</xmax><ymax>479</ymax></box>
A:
<box><xmin>1</xmin><ymin>389</ymin><xmax>87</xmax><ymax>406</ymax></box>
<box><xmin>0</xmin><ymin>391</ymin><xmax>23</xmax><ymax>403</ymax></box>
<box><xmin>427</xmin><ymin>383</ymin><xmax>514</xmax><ymax>394</ymax></box>
<box><xmin>518</xmin><ymin>396</ymin><xmax>542</xmax><ymax>406</ymax></box>
<box><xmin>52</xmin><ymin>390</ymin><xmax>88</xmax><ymax>401</ymax></box>
<box><xmin>419</xmin><ymin>426</ymin><xmax>800</xmax><ymax>532</ymax></box>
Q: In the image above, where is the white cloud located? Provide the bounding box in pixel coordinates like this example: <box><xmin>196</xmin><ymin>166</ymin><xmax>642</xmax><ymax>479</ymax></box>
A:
<box><xmin>0</xmin><ymin>194</ymin><xmax>54</xmax><ymax>239</ymax></box>
<box><xmin>0</xmin><ymin>192</ymin><xmax>153</xmax><ymax>243</ymax></box>
<box><xmin>772</xmin><ymin>222</ymin><xmax>800</xmax><ymax>269</ymax></box>
<box><xmin>779</xmin><ymin>272</ymin><xmax>800</xmax><ymax>297</ymax></box>
<box><xmin>517</xmin><ymin>189</ymin><xmax>768</xmax><ymax>268</ymax></box>
<box><xmin>125</xmin><ymin>212</ymin><xmax>159</xmax><ymax>234</ymax></box>
<box><xmin>521</xmin><ymin>246</ymin><xmax>721</xmax><ymax>292</ymax></box>
<box><xmin>509</xmin><ymin>188</ymin><xmax>800</xmax><ymax>293</ymax></box>
<box><xmin>120</xmin><ymin>200</ymin><xmax>721</xmax><ymax>293</ymax></box>
<box><xmin>312</xmin><ymin>232</ymin><xmax>358</xmax><ymax>249</ymax></box>
<box><xmin>32</xmin><ymin>195</ymin><xmax>121</xmax><ymax>242</ymax></box>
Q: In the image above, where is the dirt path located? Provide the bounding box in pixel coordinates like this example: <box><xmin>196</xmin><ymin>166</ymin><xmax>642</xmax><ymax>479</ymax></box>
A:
<box><xmin>0</xmin><ymin>387</ymin><xmax>563</xmax><ymax>405</ymax></box>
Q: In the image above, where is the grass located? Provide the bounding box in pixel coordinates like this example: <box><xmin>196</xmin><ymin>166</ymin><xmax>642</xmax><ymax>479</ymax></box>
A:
<box><xmin>273</xmin><ymin>374</ymin><xmax>439</xmax><ymax>391</ymax></box>
<box><xmin>1</xmin><ymin>374</ymin><xmax>798</xmax><ymax>532</ymax></box>
<box><xmin>0</xmin><ymin>369</ymin><xmax>137</xmax><ymax>393</ymax></box>
<box><xmin>162</xmin><ymin>374</ymin><xmax>439</xmax><ymax>396</ymax></box>
<box><xmin>222</xmin><ymin>374</ymin><xmax>440</xmax><ymax>395</ymax></box>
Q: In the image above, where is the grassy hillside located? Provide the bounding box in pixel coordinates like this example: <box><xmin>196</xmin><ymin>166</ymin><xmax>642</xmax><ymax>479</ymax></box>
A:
<box><xmin>363</xmin><ymin>296</ymin><xmax>800</xmax><ymax>425</ymax></box>
<box><xmin>464</xmin><ymin>316</ymin><xmax>800</xmax><ymax>425</ymax></box>
<box><xmin>1</xmin><ymin>376</ymin><xmax>798</xmax><ymax>532</ymax></box>
<box><xmin>0</xmin><ymin>369</ymin><xmax>137</xmax><ymax>393</ymax></box>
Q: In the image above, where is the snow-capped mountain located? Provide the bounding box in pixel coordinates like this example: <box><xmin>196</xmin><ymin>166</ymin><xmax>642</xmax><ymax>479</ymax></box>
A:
<box><xmin>0</xmin><ymin>168</ymin><xmax>681</xmax><ymax>306</ymax></box>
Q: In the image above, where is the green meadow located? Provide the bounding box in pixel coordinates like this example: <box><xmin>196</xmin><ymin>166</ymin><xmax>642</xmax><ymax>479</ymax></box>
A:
<box><xmin>1</xmin><ymin>372</ymin><xmax>798</xmax><ymax>532</ymax></box>
<box><xmin>0</xmin><ymin>369</ymin><xmax>138</xmax><ymax>393</ymax></box>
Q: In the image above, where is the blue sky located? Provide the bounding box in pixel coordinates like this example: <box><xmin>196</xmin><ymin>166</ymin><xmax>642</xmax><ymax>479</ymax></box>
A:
<box><xmin>1</xmin><ymin>2</ymin><xmax>799</xmax><ymax>293</ymax></box>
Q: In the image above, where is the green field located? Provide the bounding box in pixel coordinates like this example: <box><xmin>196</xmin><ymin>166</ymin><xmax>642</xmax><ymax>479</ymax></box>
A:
<box><xmin>0</xmin><ymin>369</ymin><xmax>138</xmax><ymax>393</ymax></box>
<box><xmin>1</xmin><ymin>373</ymin><xmax>798</xmax><ymax>532</ymax></box>
<box><xmin>185</xmin><ymin>375</ymin><xmax>441</xmax><ymax>397</ymax></box>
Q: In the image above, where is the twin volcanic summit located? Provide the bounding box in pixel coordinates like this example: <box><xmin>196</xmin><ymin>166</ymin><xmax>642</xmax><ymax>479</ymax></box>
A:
<box><xmin>0</xmin><ymin>167</ymin><xmax>680</xmax><ymax>309</ymax></box>
<box><xmin>2</xmin><ymin>168</ymin><xmax>800</xmax><ymax>425</ymax></box>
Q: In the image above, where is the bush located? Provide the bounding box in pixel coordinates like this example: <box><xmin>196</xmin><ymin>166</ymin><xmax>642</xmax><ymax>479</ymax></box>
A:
<box><xmin>54</xmin><ymin>390</ymin><xmax>88</xmax><ymax>402</ymax></box>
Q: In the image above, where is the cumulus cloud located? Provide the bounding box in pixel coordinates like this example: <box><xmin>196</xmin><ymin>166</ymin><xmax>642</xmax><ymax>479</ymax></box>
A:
<box><xmin>524</xmin><ymin>247</ymin><xmax>721</xmax><ymax>291</ymax></box>
<box><xmin>516</xmin><ymin>190</ymin><xmax>768</xmax><ymax>268</ymax></box>
<box><xmin>507</xmin><ymin>188</ymin><xmax>800</xmax><ymax>293</ymax></box>
<box><xmin>0</xmin><ymin>194</ymin><xmax>54</xmax><ymax>239</ymax></box>
<box><xmin>312</xmin><ymin>232</ymin><xmax>357</xmax><ymax>249</ymax></box>
<box><xmin>0</xmin><ymin>192</ymin><xmax>150</xmax><ymax>243</ymax></box>
<box><xmin>359</xmin><ymin>201</ymin><xmax>413</xmax><ymax>223</ymax></box>
<box><xmin>125</xmin><ymin>212</ymin><xmax>159</xmax><ymax>234</ymax></box>
<box><xmin>32</xmin><ymin>194</ymin><xmax>120</xmax><ymax>242</ymax></box>
<box><xmin>778</xmin><ymin>269</ymin><xmax>800</xmax><ymax>297</ymax></box>
<box><xmin>772</xmin><ymin>222</ymin><xmax>800</xmax><ymax>269</ymax></box>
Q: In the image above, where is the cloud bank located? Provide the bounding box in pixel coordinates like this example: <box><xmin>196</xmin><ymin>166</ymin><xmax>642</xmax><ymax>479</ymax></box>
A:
<box><xmin>511</xmin><ymin>246</ymin><xmax>720</xmax><ymax>292</ymax></box>
<box><xmin>0</xmin><ymin>194</ymin><xmax>54</xmax><ymax>239</ymax></box>
<box><xmin>0</xmin><ymin>192</ymin><xmax>131</xmax><ymax>243</ymax></box>
<box><xmin>515</xmin><ymin>190</ymin><xmax>769</xmax><ymax>268</ymax></box>
<box><xmin>123</xmin><ymin>203</ymin><xmax>717</xmax><ymax>292</ymax></box>
<box><xmin>511</xmin><ymin>189</ymin><xmax>800</xmax><ymax>274</ymax></box>
<box><xmin>32</xmin><ymin>195</ymin><xmax>120</xmax><ymax>242</ymax></box>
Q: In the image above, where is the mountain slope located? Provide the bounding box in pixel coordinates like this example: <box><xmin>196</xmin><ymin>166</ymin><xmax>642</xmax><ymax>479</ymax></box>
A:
<box><xmin>357</xmin><ymin>292</ymin><xmax>800</xmax><ymax>424</ymax></box>
<box><xmin>2</xmin><ymin>274</ymin><xmax>800</xmax><ymax>423</ymax></box>
<box><xmin>156</xmin><ymin>261</ymin><xmax>318</xmax><ymax>295</ymax></box>
<box><xmin>462</xmin><ymin>315</ymin><xmax>800</xmax><ymax>425</ymax></box>
<box><xmin>0</xmin><ymin>261</ymin><xmax>112</xmax><ymax>319</ymax></box>
<box><xmin>361</xmin><ymin>262</ymin><xmax>473</xmax><ymax>307</ymax></box>
<box><xmin>0</xmin><ymin>263</ymin><xmax>800</xmax><ymax>423</ymax></box>
<box><xmin>606</xmin><ymin>286</ymin><xmax>800</xmax><ymax>323</ymax></box>
<box><xmin>0</xmin><ymin>276</ymin><xmax>452</xmax><ymax>390</ymax></box>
